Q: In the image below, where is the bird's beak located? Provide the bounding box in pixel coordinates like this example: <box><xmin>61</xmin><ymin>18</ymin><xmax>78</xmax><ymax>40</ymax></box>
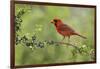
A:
<box><xmin>51</xmin><ymin>20</ymin><xmax>54</xmax><ymax>24</ymax></box>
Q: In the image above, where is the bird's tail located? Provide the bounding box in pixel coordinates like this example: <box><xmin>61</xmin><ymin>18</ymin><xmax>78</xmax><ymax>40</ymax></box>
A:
<box><xmin>75</xmin><ymin>33</ymin><xmax>87</xmax><ymax>39</ymax></box>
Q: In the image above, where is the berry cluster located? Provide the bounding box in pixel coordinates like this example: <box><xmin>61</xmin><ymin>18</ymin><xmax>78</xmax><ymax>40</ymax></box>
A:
<box><xmin>15</xmin><ymin>10</ymin><xmax>58</xmax><ymax>49</ymax></box>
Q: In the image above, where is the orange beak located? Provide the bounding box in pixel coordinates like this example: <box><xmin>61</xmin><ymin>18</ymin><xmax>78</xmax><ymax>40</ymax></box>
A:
<box><xmin>51</xmin><ymin>20</ymin><xmax>54</xmax><ymax>24</ymax></box>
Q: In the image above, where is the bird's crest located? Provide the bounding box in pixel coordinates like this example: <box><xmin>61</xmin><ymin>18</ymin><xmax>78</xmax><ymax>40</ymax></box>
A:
<box><xmin>53</xmin><ymin>17</ymin><xmax>60</xmax><ymax>21</ymax></box>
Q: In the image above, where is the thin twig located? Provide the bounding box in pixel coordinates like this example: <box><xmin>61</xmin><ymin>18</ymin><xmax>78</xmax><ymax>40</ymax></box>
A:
<box><xmin>53</xmin><ymin>41</ymin><xmax>81</xmax><ymax>53</ymax></box>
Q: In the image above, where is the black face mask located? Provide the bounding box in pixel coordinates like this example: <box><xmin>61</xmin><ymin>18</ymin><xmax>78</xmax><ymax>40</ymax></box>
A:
<box><xmin>54</xmin><ymin>19</ymin><xmax>58</xmax><ymax>23</ymax></box>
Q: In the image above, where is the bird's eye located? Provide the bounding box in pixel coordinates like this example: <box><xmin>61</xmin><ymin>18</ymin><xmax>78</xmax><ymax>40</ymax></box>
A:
<box><xmin>54</xmin><ymin>20</ymin><xmax>58</xmax><ymax>23</ymax></box>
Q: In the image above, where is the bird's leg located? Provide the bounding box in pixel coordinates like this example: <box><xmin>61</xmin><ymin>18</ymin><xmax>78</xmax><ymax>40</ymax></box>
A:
<box><xmin>61</xmin><ymin>36</ymin><xmax>65</xmax><ymax>42</ymax></box>
<box><xmin>68</xmin><ymin>36</ymin><xmax>70</xmax><ymax>44</ymax></box>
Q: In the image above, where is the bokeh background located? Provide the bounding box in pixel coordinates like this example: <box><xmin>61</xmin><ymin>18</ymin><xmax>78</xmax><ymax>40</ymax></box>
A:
<box><xmin>15</xmin><ymin>3</ymin><xmax>95</xmax><ymax>66</ymax></box>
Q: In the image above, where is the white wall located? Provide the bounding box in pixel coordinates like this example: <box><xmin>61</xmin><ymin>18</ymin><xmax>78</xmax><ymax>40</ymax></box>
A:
<box><xmin>0</xmin><ymin>0</ymin><xmax>99</xmax><ymax>69</ymax></box>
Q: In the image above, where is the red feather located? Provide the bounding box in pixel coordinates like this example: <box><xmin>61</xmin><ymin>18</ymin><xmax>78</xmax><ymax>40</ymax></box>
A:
<box><xmin>51</xmin><ymin>18</ymin><xmax>86</xmax><ymax>39</ymax></box>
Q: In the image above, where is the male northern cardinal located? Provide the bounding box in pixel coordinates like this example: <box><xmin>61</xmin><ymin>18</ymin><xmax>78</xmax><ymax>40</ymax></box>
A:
<box><xmin>51</xmin><ymin>18</ymin><xmax>86</xmax><ymax>41</ymax></box>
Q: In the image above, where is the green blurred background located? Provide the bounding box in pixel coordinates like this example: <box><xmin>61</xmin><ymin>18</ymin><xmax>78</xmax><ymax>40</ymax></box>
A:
<box><xmin>15</xmin><ymin>4</ymin><xmax>95</xmax><ymax>66</ymax></box>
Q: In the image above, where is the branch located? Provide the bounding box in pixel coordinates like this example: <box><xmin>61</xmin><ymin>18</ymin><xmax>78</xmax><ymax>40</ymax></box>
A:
<box><xmin>53</xmin><ymin>41</ymin><xmax>81</xmax><ymax>53</ymax></box>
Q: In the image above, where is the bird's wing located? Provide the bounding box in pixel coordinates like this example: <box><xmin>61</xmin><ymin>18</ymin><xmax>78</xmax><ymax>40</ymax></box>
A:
<box><xmin>58</xmin><ymin>24</ymin><xmax>75</xmax><ymax>32</ymax></box>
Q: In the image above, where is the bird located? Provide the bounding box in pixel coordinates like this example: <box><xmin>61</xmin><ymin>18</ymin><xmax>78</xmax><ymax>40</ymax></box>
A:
<box><xmin>50</xmin><ymin>18</ymin><xmax>86</xmax><ymax>42</ymax></box>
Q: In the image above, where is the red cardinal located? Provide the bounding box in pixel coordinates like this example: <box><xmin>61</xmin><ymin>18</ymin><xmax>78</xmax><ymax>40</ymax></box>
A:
<box><xmin>51</xmin><ymin>18</ymin><xmax>86</xmax><ymax>41</ymax></box>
